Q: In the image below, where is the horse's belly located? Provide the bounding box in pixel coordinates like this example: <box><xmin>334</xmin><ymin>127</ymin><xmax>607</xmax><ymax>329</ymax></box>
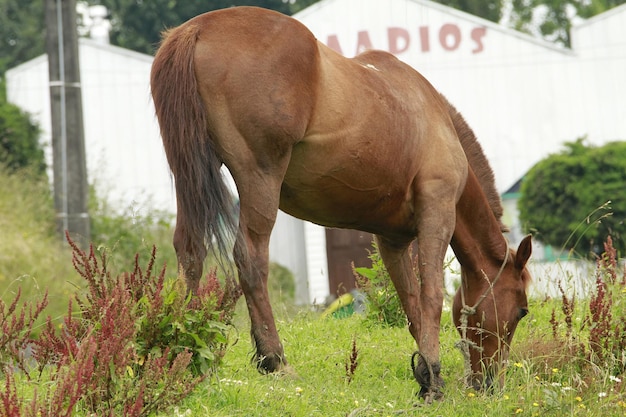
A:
<box><xmin>279</xmin><ymin>167</ymin><xmax>416</xmax><ymax>237</ymax></box>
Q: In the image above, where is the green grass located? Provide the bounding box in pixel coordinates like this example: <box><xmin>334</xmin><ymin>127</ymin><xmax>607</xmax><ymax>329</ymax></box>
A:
<box><xmin>167</xmin><ymin>297</ymin><xmax>626</xmax><ymax>417</ymax></box>
<box><xmin>0</xmin><ymin>166</ymin><xmax>178</xmax><ymax>330</ymax></box>
<box><xmin>3</xmin><ymin>168</ymin><xmax>626</xmax><ymax>416</ymax></box>
<box><xmin>0</xmin><ymin>168</ymin><xmax>80</xmax><ymax>327</ymax></box>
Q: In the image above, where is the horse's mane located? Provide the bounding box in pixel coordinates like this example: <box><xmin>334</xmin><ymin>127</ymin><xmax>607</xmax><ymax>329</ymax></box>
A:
<box><xmin>442</xmin><ymin>96</ymin><xmax>508</xmax><ymax>232</ymax></box>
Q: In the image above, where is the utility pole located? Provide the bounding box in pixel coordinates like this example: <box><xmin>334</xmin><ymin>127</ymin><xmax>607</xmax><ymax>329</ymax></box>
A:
<box><xmin>45</xmin><ymin>0</ymin><xmax>90</xmax><ymax>248</ymax></box>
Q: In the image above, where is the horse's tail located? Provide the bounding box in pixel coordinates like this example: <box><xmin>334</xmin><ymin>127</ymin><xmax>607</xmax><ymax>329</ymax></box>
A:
<box><xmin>150</xmin><ymin>23</ymin><xmax>236</xmax><ymax>261</ymax></box>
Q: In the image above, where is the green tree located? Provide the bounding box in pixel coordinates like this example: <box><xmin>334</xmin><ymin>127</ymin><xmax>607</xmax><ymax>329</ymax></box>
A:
<box><xmin>508</xmin><ymin>0</ymin><xmax>626</xmax><ymax>47</ymax></box>
<box><xmin>284</xmin><ymin>0</ymin><xmax>321</xmax><ymax>14</ymax></box>
<box><xmin>577</xmin><ymin>0</ymin><xmax>626</xmax><ymax>16</ymax></box>
<box><xmin>90</xmin><ymin>0</ymin><xmax>298</xmax><ymax>55</ymax></box>
<box><xmin>0</xmin><ymin>0</ymin><xmax>315</xmax><ymax>74</ymax></box>
<box><xmin>0</xmin><ymin>0</ymin><xmax>46</xmax><ymax>75</ymax></box>
<box><xmin>518</xmin><ymin>139</ymin><xmax>626</xmax><ymax>257</ymax></box>
<box><xmin>0</xmin><ymin>79</ymin><xmax>45</xmax><ymax>175</ymax></box>
<box><xmin>434</xmin><ymin>0</ymin><xmax>502</xmax><ymax>23</ymax></box>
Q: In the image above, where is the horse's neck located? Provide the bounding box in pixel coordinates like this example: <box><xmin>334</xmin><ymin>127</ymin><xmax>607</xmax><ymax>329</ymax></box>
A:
<box><xmin>450</xmin><ymin>168</ymin><xmax>508</xmax><ymax>275</ymax></box>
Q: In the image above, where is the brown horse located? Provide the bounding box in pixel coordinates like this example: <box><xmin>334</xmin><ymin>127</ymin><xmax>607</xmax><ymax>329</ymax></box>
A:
<box><xmin>150</xmin><ymin>6</ymin><xmax>532</xmax><ymax>400</ymax></box>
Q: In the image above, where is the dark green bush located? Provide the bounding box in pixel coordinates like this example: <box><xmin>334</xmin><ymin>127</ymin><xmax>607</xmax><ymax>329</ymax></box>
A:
<box><xmin>0</xmin><ymin>81</ymin><xmax>45</xmax><ymax>176</ymax></box>
<box><xmin>519</xmin><ymin>139</ymin><xmax>626</xmax><ymax>257</ymax></box>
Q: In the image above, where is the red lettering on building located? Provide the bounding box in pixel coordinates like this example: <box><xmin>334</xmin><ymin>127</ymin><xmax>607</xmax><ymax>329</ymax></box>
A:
<box><xmin>356</xmin><ymin>30</ymin><xmax>373</xmax><ymax>54</ymax></box>
<box><xmin>327</xmin><ymin>34</ymin><xmax>343</xmax><ymax>55</ymax></box>
<box><xmin>470</xmin><ymin>27</ymin><xmax>486</xmax><ymax>54</ymax></box>
<box><xmin>326</xmin><ymin>23</ymin><xmax>487</xmax><ymax>57</ymax></box>
<box><xmin>419</xmin><ymin>26</ymin><xmax>430</xmax><ymax>52</ymax></box>
<box><xmin>388</xmin><ymin>27</ymin><xmax>410</xmax><ymax>55</ymax></box>
<box><xmin>439</xmin><ymin>23</ymin><xmax>461</xmax><ymax>51</ymax></box>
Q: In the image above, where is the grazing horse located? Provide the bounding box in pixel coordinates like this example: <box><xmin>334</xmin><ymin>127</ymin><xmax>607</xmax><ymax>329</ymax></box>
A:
<box><xmin>150</xmin><ymin>6</ymin><xmax>532</xmax><ymax>400</ymax></box>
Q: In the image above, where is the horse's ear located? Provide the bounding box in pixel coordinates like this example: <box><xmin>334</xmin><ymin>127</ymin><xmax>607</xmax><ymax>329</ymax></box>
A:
<box><xmin>515</xmin><ymin>235</ymin><xmax>532</xmax><ymax>270</ymax></box>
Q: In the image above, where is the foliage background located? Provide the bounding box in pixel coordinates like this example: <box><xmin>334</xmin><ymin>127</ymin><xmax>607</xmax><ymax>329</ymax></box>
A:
<box><xmin>0</xmin><ymin>80</ymin><xmax>45</xmax><ymax>175</ymax></box>
<box><xmin>518</xmin><ymin>139</ymin><xmax>626</xmax><ymax>257</ymax></box>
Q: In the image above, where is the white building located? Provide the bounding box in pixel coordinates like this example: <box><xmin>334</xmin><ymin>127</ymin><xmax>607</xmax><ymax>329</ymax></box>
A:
<box><xmin>6</xmin><ymin>38</ymin><xmax>174</xmax><ymax>215</ymax></box>
<box><xmin>7</xmin><ymin>0</ymin><xmax>626</xmax><ymax>303</ymax></box>
<box><xmin>281</xmin><ymin>0</ymin><xmax>626</xmax><ymax>303</ymax></box>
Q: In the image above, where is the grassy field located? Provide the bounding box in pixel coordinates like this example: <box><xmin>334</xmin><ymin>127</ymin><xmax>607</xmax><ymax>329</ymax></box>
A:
<box><xmin>0</xmin><ymin>168</ymin><xmax>80</xmax><ymax>326</ymax></box>
<box><xmin>169</xmin><ymin>296</ymin><xmax>626</xmax><ymax>417</ymax></box>
<box><xmin>2</xmin><ymin>168</ymin><xmax>625</xmax><ymax>416</ymax></box>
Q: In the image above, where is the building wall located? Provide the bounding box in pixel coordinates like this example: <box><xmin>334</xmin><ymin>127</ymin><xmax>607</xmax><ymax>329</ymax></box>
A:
<box><xmin>292</xmin><ymin>0</ymin><xmax>626</xmax><ymax>298</ymax></box>
<box><xmin>6</xmin><ymin>39</ymin><xmax>174</xmax><ymax>215</ymax></box>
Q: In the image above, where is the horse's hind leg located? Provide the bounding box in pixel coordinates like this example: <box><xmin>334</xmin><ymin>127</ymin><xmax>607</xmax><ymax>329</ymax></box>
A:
<box><xmin>230</xmin><ymin>166</ymin><xmax>290</xmax><ymax>373</ymax></box>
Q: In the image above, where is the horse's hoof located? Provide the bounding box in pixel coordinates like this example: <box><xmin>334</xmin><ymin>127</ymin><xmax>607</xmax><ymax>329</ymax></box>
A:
<box><xmin>255</xmin><ymin>353</ymin><xmax>287</xmax><ymax>374</ymax></box>
<box><xmin>419</xmin><ymin>387</ymin><xmax>444</xmax><ymax>403</ymax></box>
<box><xmin>411</xmin><ymin>351</ymin><xmax>444</xmax><ymax>401</ymax></box>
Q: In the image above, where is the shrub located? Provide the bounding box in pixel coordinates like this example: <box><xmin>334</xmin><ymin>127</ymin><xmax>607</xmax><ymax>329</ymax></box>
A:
<box><xmin>0</xmin><ymin>287</ymin><xmax>48</xmax><ymax>375</ymax></box>
<box><xmin>0</xmin><ymin>233</ymin><xmax>241</xmax><ymax>417</ymax></box>
<box><xmin>519</xmin><ymin>139</ymin><xmax>626</xmax><ymax>257</ymax></box>
<box><xmin>548</xmin><ymin>236</ymin><xmax>626</xmax><ymax>375</ymax></box>
<box><xmin>0</xmin><ymin>84</ymin><xmax>45</xmax><ymax>176</ymax></box>
<box><xmin>352</xmin><ymin>241</ymin><xmax>407</xmax><ymax>328</ymax></box>
<box><xmin>586</xmin><ymin>236</ymin><xmax>626</xmax><ymax>371</ymax></box>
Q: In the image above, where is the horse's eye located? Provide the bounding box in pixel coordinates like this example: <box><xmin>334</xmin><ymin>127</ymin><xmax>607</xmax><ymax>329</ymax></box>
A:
<box><xmin>518</xmin><ymin>307</ymin><xmax>529</xmax><ymax>320</ymax></box>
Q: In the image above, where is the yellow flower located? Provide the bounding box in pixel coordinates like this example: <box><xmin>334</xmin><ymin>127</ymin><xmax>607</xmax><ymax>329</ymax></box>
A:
<box><xmin>552</xmin><ymin>368</ymin><xmax>559</xmax><ymax>373</ymax></box>
<box><xmin>467</xmin><ymin>392</ymin><xmax>476</xmax><ymax>398</ymax></box>
<box><xmin>575</xmin><ymin>396</ymin><xmax>583</xmax><ymax>402</ymax></box>
<box><xmin>514</xmin><ymin>362</ymin><xmax>523</xmax><ymax>368</ymax></box>
<box><xmin>504</xmin><ymin>394</ymin><xmax>510</xmax><ymax>400</ymax></box>
<box><xmin>533</xmin><ymin>402</ymin><xmax>539</xmax><ymax>407</ymax></box>
<box><xmin>515</xmin><ymin>408</ymin><xmax>523</xmax><ymax>414</ymax></box>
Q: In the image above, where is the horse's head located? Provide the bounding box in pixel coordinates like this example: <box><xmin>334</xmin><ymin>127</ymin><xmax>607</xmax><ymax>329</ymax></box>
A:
<box><xmin>452</xmin><ymin>235</ymin><xmax>532</xmax><ymax>391</ymax></box>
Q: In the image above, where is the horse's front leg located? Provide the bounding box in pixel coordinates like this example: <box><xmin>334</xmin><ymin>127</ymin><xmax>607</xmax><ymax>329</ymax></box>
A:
<box><xmin>375</xmin><ymin>237</ymin><xmax>433</xmax><ymax>394</ymax></box>
<box><xmin>412</xmin><ymin>181</ymin><xmax>459</xmax><ymax>401</ymax></box>
<box><xmin>412</xmin><ymin>234</ymin><xmax>448</xmax><ymax>401</ymax></box>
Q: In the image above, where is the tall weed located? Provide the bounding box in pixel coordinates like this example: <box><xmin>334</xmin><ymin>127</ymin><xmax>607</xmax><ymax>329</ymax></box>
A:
<box><xmin>352</xmin><ymin>241</ymin><xmax>407</xmax><ymax>328</ymax></box>
<box><xmin>539</xmin><ymin>236</ymin><xmax>626</xmax><ymax>380</ymax></box>
<box><xmin>0</xmin><ymin>234</ymin><xmax>241</xmax><ymax>417</ymax></box>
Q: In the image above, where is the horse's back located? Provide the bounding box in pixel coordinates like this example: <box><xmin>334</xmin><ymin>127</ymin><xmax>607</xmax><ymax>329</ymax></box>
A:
<box><xmin>187</xmin><ymin>7</ymin><xmax>320</xmax><ymax>157</ymax></box>
<box><xmin>281</xmin><ymin>44</ymin><xmax>468</xmax><ymax>235</ymax></box>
